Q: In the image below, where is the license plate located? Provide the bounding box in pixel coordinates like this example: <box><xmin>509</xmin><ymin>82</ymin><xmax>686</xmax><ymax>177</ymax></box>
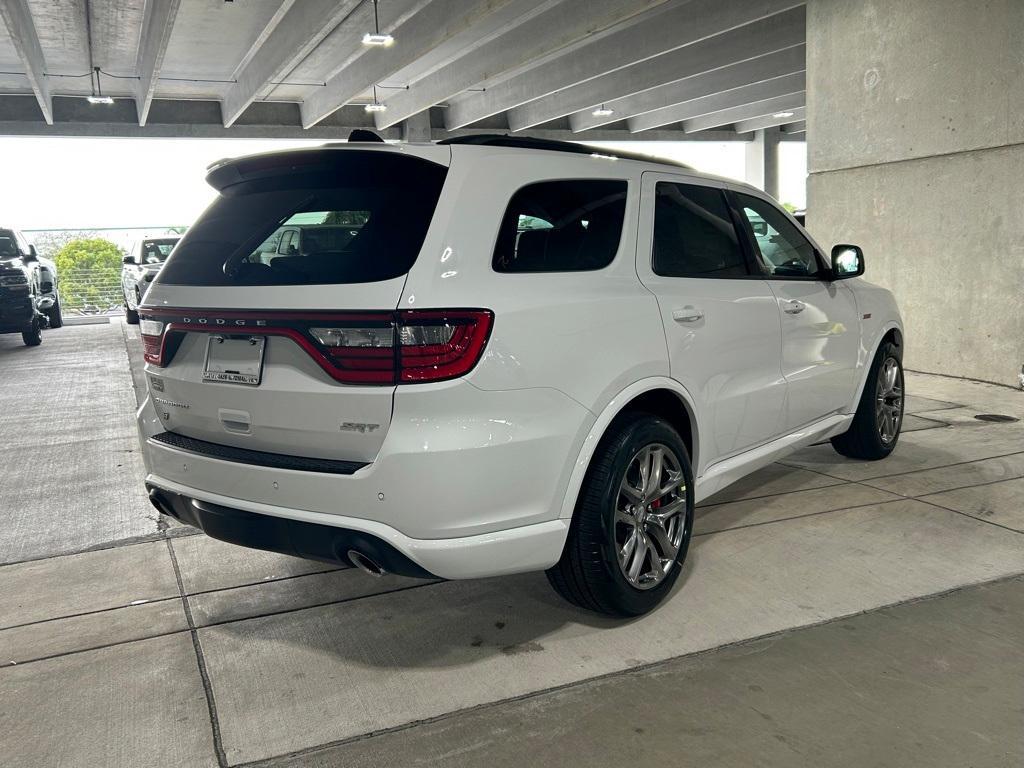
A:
<box><xmin>203</xmin><ymin>335</ymin><xmax>266</xmax><ymax>385</ymax></box>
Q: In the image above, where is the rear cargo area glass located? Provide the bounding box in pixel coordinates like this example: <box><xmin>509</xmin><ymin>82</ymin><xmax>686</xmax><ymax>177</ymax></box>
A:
<box><xmin>158</xmin><ymin>151</ymin><xmax>448</xmax><ymax>286</ymax></box>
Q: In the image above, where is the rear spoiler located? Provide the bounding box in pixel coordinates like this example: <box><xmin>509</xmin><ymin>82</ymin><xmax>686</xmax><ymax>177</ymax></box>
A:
<box><xmin>206</xmin><ymin>144</ymin><xmax>450</xmax><ymax>192</ymax></box>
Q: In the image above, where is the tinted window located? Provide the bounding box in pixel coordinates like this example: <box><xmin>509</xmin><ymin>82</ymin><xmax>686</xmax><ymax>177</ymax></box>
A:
<box><xmin>159</xmin><ymin>152</ymin><xmax>448</xmax><ymax>286</ymax></box>
<box><xmin>736</xmin><ymin>193</ymin><xmax>821</xmax><ymax>278</ymax></box>
<box><xmin>0</xmin><ymin>230</ymin><xmax>17</xmax><ymax>257</ymax></box>
<box><xmin>141</xmin><ymin>238</ymin><xmax>179</xmax><ymax>264</ymax></box>
<box><xmin>493</xmin><ymin>180</ymin><xmax>627</xmax><ymax>272</ymax></box>
<box><xmin>652</xmin><ymin>183</ymin><xmax>747</xmax><ymax>277</ymax></box>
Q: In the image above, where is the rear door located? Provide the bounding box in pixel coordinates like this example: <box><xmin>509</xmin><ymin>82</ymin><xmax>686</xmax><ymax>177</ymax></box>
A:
<box><xmin>140</xmin><ymin>147</ymin><xmax>450</xmax><ymax>463</ymax></box>
<box><xmin>732</xmin><ymin>191</ymin><xmax>861</xmax><ymax>429</ymax></box>
<box><xmin>636</xmin><ymin>173</ymin><xmax>787</xmax><ymax>467</ymax></box>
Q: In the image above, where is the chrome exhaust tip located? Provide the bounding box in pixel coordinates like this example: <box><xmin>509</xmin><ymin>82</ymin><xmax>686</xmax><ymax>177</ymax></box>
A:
<box><xmin>148</xmin><ymin>488</ymin><xmax>173</xmax><ymax>517</ymax></box>
<box><xmin>347</xmin><ymin>549</ymin><xmax>386</xmax><ymax>577</ymax></box>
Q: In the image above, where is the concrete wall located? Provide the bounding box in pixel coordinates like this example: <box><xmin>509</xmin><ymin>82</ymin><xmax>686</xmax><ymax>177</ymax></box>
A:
<box><xmin>806</xmin><ymin>0</ymin><xmax>1024</xmax><ymax>386</ymax></box>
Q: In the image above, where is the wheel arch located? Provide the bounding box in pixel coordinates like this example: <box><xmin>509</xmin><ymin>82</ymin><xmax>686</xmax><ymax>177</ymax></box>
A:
<box><xmin>848</xmin><ymin>320</ymin><xmax>903</xmax><ymax>412</ymax></box>
<box><xmin>558</xmin><ymin>377</ymin><xmax>699</xmax><ymax>520</ymax></box>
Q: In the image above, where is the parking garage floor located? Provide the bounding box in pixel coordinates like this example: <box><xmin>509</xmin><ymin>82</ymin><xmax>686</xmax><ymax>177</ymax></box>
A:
<box><xmin>2</xmin><ymin>321</ymin><xmax>1022</xmax><ymax>767</ymax></box>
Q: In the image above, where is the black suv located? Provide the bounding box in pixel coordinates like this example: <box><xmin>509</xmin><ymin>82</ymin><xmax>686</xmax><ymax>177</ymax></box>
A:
<box><xmin>0</xmin><ymin>228</ymin><xmax>48</xmax><ymax>346</ymax></box>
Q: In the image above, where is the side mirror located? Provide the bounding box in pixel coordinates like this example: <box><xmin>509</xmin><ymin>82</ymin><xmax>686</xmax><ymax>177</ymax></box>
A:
<box><xmin>122</xmin><ymin>254</ymin><xmax>135</xmax><ymax>265</ymax></box>
<box><xmin>23</xmin><ymin>245</ymin><xmax>38</xmax><ymax>262</ymax></box>
<box><xmin>831</xmin><ymin>244</ymin><xmax>864</xmax><ymax>279</ymax></box>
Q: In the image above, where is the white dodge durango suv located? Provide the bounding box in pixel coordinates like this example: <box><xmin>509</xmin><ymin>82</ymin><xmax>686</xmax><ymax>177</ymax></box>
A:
<box><xmin>137</xmin><ymin>136</ymin><xmax>904</xmax><ymax>616</ymax></box>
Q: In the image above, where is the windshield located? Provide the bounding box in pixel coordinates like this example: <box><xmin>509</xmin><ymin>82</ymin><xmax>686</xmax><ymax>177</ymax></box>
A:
<box><xmin>0</xmin><ymin>232</ymin><xmax>18</xmax><ymax>258</ymax></box>
<box><xmin>158</xmin><ymin>151</ymin><xmax>448</xmax><ymax>286</ymax></box>
<box><xmin>141</xmin><ymin>239</ymin><xmax>180</xmax><ymax>264</ymax></box>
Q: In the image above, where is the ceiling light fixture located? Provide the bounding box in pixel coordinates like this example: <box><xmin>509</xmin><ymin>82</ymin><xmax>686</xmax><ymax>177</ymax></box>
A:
<box><xmin>364</xmin><ymin>84</ymin><xmax>387</xmax><ymax>113</ymax></box>
<box><xmin>87</xmin><ymin>66</ymin><xmax>114</xmax><ymax>105</ymax></box>
<box><xmin>362</xmin><ymin>33</ymin><xmax>394</xmax><ymax>46</ymax></box>
<box><xmin>771</xmin><ymin>111</ymin><xmax>795</xmax><ymax>119</ymax></box>
<box><xmin>362</xmin><ymin>0</ymin><xmax>394</xmax><ymax>46</ymax></box>
<box><xmin>83</xmin><ymin>2</ymin><xmax>113</xmax><ymax>104</ymax></box>
<box><xmin>592</xmin><ymin>104</ymin><xmax>614</xmax><ymax>117</ymax></box>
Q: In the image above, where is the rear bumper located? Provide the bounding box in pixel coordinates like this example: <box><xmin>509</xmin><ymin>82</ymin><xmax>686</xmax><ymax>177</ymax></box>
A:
<box><xmin>149</xmin><ymin>484</ymin><xmax>436</xmax><ymax>578</ymax></box>
<box><xmin>146</xmin><ymin>474</ymin><xmax>570</xmax><ymax>580</ymax></box>
<box><xmin>137</xmin><ymin>379</ymin><xmax>588</xmax><ymax>579</ymax></box>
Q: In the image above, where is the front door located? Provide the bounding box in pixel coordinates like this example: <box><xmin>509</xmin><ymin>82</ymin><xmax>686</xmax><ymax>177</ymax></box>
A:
<box><xmin>733</xmin><ymin>191</ymin><xmax>861</xmax><ymax>430</ymax></box>
<box><xmin>637</xmin><ymin>174</ymin><xmax>787</xmax><ymax>471</ymax></box>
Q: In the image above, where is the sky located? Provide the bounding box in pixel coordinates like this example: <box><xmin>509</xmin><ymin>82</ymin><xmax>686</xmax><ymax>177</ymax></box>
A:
<box><xmin>0</xmin><ymin>136</ymin><xmax>807</xmax><ymax>234</ymax></box>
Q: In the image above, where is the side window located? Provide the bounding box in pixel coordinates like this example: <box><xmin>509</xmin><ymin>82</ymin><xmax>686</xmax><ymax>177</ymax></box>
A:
<box><xmin>493</xmin><ymin>179</ymin><xmax>627</xmax><ymax>273</ymax></box>
<box><xmin>736</xmin><ymin>193</ymin><xmax>821</xmax><ymax>278</ymax></box>
<box><xmin>652</xmin><ymin>182</ymin><xmax>748</xmax><ymax>278</ymax></box>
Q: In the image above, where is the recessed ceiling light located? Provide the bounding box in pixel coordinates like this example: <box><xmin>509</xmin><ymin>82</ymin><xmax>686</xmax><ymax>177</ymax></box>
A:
<box><xmin>592</xmin><ymin>105</ymin><xmax>614</xmax><ymax>117</ymax></box>
<box><xmin>364</xmin><ymin>102</ymin><xmax>387</xmax><ymax>113</ymax></box>
<box><xmin>772</xmin><ymin>111</ymin><xmax>795</xmax><ymax>119</ymax></box>
<box><xmin>87</xmin><ymin>95</ymin><xmax>114</xmax><ymax>105</ymax></box>
<box><xmin>362</xmin><ymin>32</ymin><xmax>394</xmax><ymax>46</ymax></box>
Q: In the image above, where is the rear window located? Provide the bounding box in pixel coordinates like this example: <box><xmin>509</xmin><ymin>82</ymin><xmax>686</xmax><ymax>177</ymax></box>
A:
<box><xmin>493</xmin><ymin>179</ymin><xmax>627</xmax><ymax>272</ymax></box>
<box><xmin>158</xmin><ymin>152</ymin><xmax>447</xmax><ymax>286</ymax></box>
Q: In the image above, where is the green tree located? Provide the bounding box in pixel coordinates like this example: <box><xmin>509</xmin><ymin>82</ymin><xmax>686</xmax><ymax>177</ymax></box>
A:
<box><xmin>53</xmin><ymin>237</ymin><xmax>125</xmax><ymax>310</ymax></box>
<box><xmin>30</xmin><ymin>230</ymin><xmax>98</xmax><ymax>261</ymax></box>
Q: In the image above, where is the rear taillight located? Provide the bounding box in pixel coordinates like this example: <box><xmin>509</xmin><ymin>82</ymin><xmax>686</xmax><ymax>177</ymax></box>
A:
<box><xmin>137</xmin><ymin>308</ymin><xmax>493</xmax><ymax>385</ymax></box>
<box><xmin>397</xmin><ymin>310</ymin><xmax>493</xmax><ymax>382</ymax></box>
<box><xmin>140</xmin><ymin>319</ymin><xmax>166</xmax><ymax>365</ymax></box>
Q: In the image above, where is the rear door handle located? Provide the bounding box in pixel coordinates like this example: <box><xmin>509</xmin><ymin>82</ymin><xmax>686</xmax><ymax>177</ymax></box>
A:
<box><xmin>672</xmin><ymin>306</ymin><xmax>704</xmax><ymax>323</ymax></box>
<box><xmin>782</xmin><ymin>300</ymin><xmax>805</xmax><ymax>315</ymax></box>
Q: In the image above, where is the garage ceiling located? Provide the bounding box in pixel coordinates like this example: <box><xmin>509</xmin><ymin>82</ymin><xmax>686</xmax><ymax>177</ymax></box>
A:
<box><xmin>0</xmin><ymin>0</ymin><xmax>807</xmax><ymax>141</ymax></box>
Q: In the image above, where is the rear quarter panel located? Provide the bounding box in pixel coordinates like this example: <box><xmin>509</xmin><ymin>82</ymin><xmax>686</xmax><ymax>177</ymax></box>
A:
<box><xmin>400</xmin><ymin>148</ymin><xmax>669</xmax><ymax>413</ymax></box>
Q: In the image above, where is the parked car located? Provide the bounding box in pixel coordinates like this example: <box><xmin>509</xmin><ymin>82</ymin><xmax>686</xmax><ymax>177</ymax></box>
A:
<box><xmin>121</xmin><ymin>236</ymin><xmax>180</xmax><ymax>324</ymax></box>
<box><xmin>136</xmin><ymin>137</ymin><xmax>904</xmax><ymax>617</ymax></box>
<box><xmin>0</xmin><ymin>227</ymin><xmax>49</xmax><ymax>345</ymax></box>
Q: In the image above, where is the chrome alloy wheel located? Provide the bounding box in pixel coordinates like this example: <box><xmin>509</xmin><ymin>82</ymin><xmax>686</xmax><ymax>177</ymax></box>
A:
<box><xmin>615</xmin><ymin>444</ymin><xmax>689</xmax><ymax>590</ymax></box>
<box><xmin>876</xmin><ymin>357</ymin><xmax>904</xmax><ymax>444</ymax></box>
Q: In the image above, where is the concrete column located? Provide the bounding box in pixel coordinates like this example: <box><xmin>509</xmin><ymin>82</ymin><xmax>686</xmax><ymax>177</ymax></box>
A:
<box><xmin>400</xmin><ymin>111</ymin><xmax>432</xmax><ymax>143</ymax></box>
<box><xmin>744</xmin><ymin>126</ymin><xmax>781</xmax><ymax>199</ymax></box>
<box><xmin>806</xmin><ymin>0</ymin><xmax>1024</xmax><ymax>386</ymax></box>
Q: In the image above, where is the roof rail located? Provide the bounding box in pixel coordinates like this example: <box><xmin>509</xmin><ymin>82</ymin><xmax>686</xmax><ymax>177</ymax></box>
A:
<box><xmin>437</xmin><ymin>133</ymin><xmax>692</xmax><ymax>169</ymax></box>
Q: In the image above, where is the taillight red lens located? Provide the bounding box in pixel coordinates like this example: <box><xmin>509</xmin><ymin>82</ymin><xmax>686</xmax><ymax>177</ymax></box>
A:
<box><xmin>398</xmin><ymin>310</ymin><xmax>493</xmax><ymax>382</ymax></box>
<box><xmin>140</xmin><ymin>319</ymin><xmax>166</xmax><ymax>366</ymax></box>
<box><xmin>137</xmin><ymin>308</ymin><xmax>493</xmax><ymax>384</ymax></box>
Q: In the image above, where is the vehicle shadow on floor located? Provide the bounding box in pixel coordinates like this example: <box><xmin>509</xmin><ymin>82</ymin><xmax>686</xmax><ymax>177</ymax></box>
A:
<box><xmin>205</xmin><ymin>552</ymin><xmax>700</xmax><ymax>671</ymax></box>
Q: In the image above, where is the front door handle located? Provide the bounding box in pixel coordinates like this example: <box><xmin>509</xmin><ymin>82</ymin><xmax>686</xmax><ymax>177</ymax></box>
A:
<box><xmin>672</xmin><ymin>306</ymin><xmax>704</xmax><ymax>323</ymax></box>
<box><xmin>782</xmin><ymin>300</ymin><xmax>805</xmax><ymax>315</ymax></box>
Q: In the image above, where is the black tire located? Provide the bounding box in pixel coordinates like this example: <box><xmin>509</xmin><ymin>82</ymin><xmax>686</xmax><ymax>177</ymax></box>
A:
<box><xmin>125</xmin><ymin>302</ymin><xmax>140</xmax><ymax>324</ymax></box>
<box><xmin>831</xmin><ymin>341</ymin><xmax>904</xmax><ymax>460</ymax></box>
<box><xmin>22</xmin><ymin>319</ymin><xmax>42</xmax><ymax>346</ymax></box>
<box><xmin>547</xmin><ymin>413</ymin><xmax>695</xmax><ymax>617</ymax></box>
<box><xmin>47</xmin><ymin>297</ymin><xmax>63</xmax><ymax>328</ymax></box>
